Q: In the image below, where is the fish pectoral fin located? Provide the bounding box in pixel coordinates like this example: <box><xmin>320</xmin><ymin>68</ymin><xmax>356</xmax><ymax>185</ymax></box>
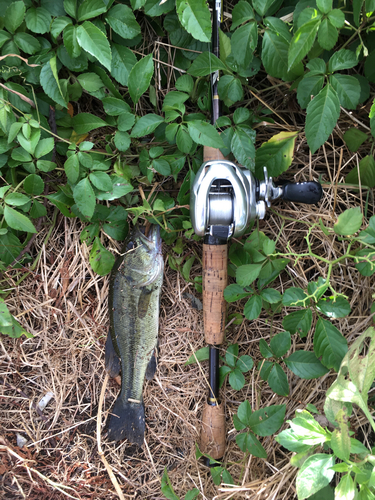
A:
<box><xmin>137</xmin><ymin>287</ymin><xmax>152</xmax><ymax>319</ymax></box>
<box><xmin>145</xmin><ymin>348</ymin><xmax>157</xmax><ymax>380</ymax></box>
<box><xmin>105</xmin><ymin>330</ymin><xmax>121</xmax><ymax>378</ymax></box>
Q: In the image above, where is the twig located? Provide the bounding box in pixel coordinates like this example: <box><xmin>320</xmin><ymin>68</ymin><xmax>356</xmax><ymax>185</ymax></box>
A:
<box><xmin>97</xmin><ymin>372</ymin><xmax>128</xmax><ymax>500</ymax></box>
<box><xmin>0</xmin><ymin>83</ymin><xmax>35</xmax><ymax>108</ymax></box>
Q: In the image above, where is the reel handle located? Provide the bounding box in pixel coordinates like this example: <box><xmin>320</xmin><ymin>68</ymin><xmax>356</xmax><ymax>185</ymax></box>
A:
<box><xmin>281</xmin><ymin>181</ymin><xmax>323</xmax><ymax>205</ymax></box>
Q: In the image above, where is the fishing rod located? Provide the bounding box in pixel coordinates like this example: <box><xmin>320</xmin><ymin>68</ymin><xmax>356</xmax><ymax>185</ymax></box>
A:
<box><xmin>190</xmin><ymin>0</ymin><xmax>323</xmax><ymax>464</ymax></box>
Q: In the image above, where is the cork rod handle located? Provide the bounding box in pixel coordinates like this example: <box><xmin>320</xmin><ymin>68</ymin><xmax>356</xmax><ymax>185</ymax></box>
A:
<box><xmin>200</xmin><ymin>403</ymin><xmax>226</xmax><ymax>460</ymax></box>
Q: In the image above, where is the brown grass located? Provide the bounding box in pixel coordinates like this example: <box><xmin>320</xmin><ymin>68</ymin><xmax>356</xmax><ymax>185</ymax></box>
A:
<box><xmin>1</xmin><ymin>25</ymin><xmax>375</xmax><ymax>500</ymax></box>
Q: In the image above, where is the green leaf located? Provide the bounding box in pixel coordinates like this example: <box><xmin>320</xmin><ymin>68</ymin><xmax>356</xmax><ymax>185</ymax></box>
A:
<box><xmin>317</xmin><ymin>0</ymin><xmax>332</xmax><ymax>13</ymax></box>
<box><xmin>226</xmin><ymin>344</ymin><xmax>238</xmax><ymax>368</ymax></box>
<box><xmin>40</xmin><ymin>57</ymin><xmax>68</xmax><ymax>108</ymax></box>
<box><xmin>5</xmin><ymin>193</ymin><xmax>30</xmax><ymax>207</ymax></box>
<box><xmin>0</xmin><ymin>316</ymin><xmax>32</xmax><ymax>339</ymax></box>
<box><xmin>14</xmin><ymin>33</ymin><xmax>41</xmax><ymax>54</ymax></box>
<box><xmin>105</xmin><ymin>4</ymin><xmax>141</xmax><ymax>39</ymax></box>
<box><xmin>89</xmin><ymin>237</ymin><xmax>115</xmax><ymax>276</ymax></box>
<box><xmin>184</xmin><ymin>489</ymin><xmax>200</xmax><ymax>500</ymax></box>
<box><xmin>237</xmin><ymin>355</ymin><xmax>253</xmax><ymax>373</ymax></box>
<box><xmin>77</xmin><ymin>0</ymin><xmax>107</xmax><ymax>21</ymax></box>
<box><xmin>152</xmin><ymin>159</ymin><xmax>171</xmax><ymax>176</ymax></box>
<box><xmin>73</xmin><ymin>177</ymin><xmax>96</xmax><ymax>219</ymax></box>
<box><xmin>185</xmin><ymin>346</ymin><xmax>209</xmax><ymax>365</ymax></box>
<box><xmin>325</xmin><ymin>327</ymin><xmax>375</xmax><ymax>417</ymax></box>
<box><xmin>76</xmin><ymin>21</ymin><xmax>111</xmax><ymax>71</ymax></box>
<box><xmin>262</xmin><ymin>30</ymin><xmax>302</xmax><ymax>82</ymax></box>
<box><xmin>89</xmin><ymin>172</ymin><xmax>113</xmax><ymax>192</ymax></box>
<box><xmin>316</xmin><ymin>297</ymin><xmax>351</xmax><ymax>319</ymax></box>
<box><xmin>343</xmin><ymin>128</ymin><xmax>368</xmax><ymax>152</ymax></box>
<box><xmin>255</xmin><ymin>131</ymin><xmax>298</xmax><ymax>178</ymax></box>
<box><xmin>297</xmin><ymin>75</ymin><xmax>325</xmax><ymax>109</ymax></box>
<box><xmin>288</xmin><ymin>19</ymin><xmax>321</xmax><ymax>71</ymax></box>
<box><xmin>176</xmin><ymin>0</ymin><xmax>211</xmax><ymax>43</ymax></box>
<box><xmin>236</xmin><ymin>263</ymin><xmax>263</xmax><ymax>287</ymax></box>
<box><xmin>237</xmin><ymin>400</ymin><xmax>252</xmax><ymax>426</ymax></box>
<box><xmin>5</xmin><ymin>1</ymin><xmax>26</xmax><ymax>34</ymax></box>
<box><xmin>77</xmin><ymin>73</ymin><xmax>104</xmax><ymax>92</ymax></box>
<box><xmin>314</xmin><ymin>317</ymin><xmax>348</xmax><ymax>372</ymax></box>
<box><xmin>305</xmin><ymin>84</ymin><xmax>340</xmax><ymax>154</ymax></box>
<box><xmin>4</xmin><ymin>206</ymin><xmax>37</xmax><ymax>233</ymax></box>
<box><xmin>231</xmin><ymin>128</ymin><xmax>255</xmax><ymax>171</ymax></box>
<box><xmin>0</xmin><ymin>231</ymin><xmax>22</xmax><ymax>266</ymax></box>
<box><xmin>275</xmin><ymin>428</ymin><xmax>311</xmax><ymax>454</ymax></box>
<box><xmin>231</xmin><ymin>3</ymin><xmax>254</xmax><ymax>29</ymax></box>
<box><xmin>268</xmin><ymin>363</ymin><xmax>289</xmax><ymax>396</ymax></box>
<box><xmin>248</xmin><ymin>404</ymin><xmax>286</xmax><ymax>436</ymax></box>
<box><xmin>114</xmin><ymin>131</ymin><xmax>131</xmax><ymax>152</ymax></box>
<box><xmin>284</xmin><ymin>351</ymin><xmax>329</xmax><ymax>379</ymax></box>
<box><xmin>175</xmin><ymin>74</ymin><xmax>194</xmax><ymax>94</ymax></box>
<box><xmin>330</xmin><ymin>74</ymin><xmax>360</xmax><ymax>110</ymax></box>
<box><xmin>260</xmin><ymin>288</ymin><xmax>281</xmax><ymax>304</ymax></box>
<box><xmin>328</xmin><ymin>49</ymin><xmax>358</xmax><ymax>73</ymax></box>
<box><xmin>327</xmin><ymin>9</ymin><xmax>345</xmax><ymax>28</ymax></box>
<box><xmin>64</xmin><ymin>25</ymin><xmax>81</xmax><ymax>58</ymax></box>
<box><xmin>187</xmin><ymin>120</ymin><xmax>224</xmax><ymax>148</ymax></box>
<box><xmin>35</xmin><ymin>138</ymin><xmax>54</xmax><ymax>159</ymax></box>
<box><xmin>130</xmin><ymin>114</ymin><xmax>164</xmax><ymax>138</ymax></box>
<box><xmin>25</xmin><ymin>7</ymin><xmax>51</xmax><ymax>34</ymax></box>
<box><xmin>51</xmin><ymin>16</ymin><xmax>72</xmax><ymax>38</ymax></box>
<box><xmin>231</xmin><ymin>22</ymin><xmax>257</xmax><ymax>68</ymax></box>
<box><xmin>118</xmin><ymin>113</ymin><xmax>136</xmax><ymax>132</ymax></box>
<box><xmin>229</xmin><ymin>368</ymin><xmax>245</xmax><ymax>390</ymax></box>
<box><xmin>111</xmin><ymin>43</ymin><xmax>137</xmax><ymax>87</ymax></box>
<box><xmin>64</xmin><ymin>154</ymin><xmax>80</xmax><ymax>183</ymax></box>
<box><xmin>335</xmin><ymin>474</ymin><xmax>355</xmax><ymax>500</ymax></box>
<box><xmin>0</xmin><ymin>299</ymin><xmax>13</xmax><ymax>327</ymax></box>
<box><xmin>282</xmin><ymin>287</ymin><xmax>308</xmax><ymax>307</ymax></box>
<box><xmin>161</xmin><ymin>468</ymin><xmax>179</xmax><ymax>500</ymax></box>
<box><xmin>24</xmin><ymin>174</ymin><xmax>44</xmax><ymax>196</ymax></box>
<box><xmin>11</xmin><ymin>147</ymin><xmax>32</xmax><ymax>163</ymax></box>
<box><xmin>346</xmin><ymin>154</ymin><xmax>375</xmax><ymax>188</ymax></box>
<box><xmin>259</xmin><ymin>339</ymin><xmax>273</xmax><ymax>359</ymax></box>
<box><xmin>102</xmin><ymin>97</ymin><xmax>131</xmax><ymax>116</ymax></box>
<box><xmin>188</xmin><ymin>51</ymin><xmax>227</xmax><ymax>77</ymax></box>
<box><xmin>217</xmin><ymin>75</ymin><xmax>243</xmax><ymax>106</ymax></box>
<box><xmin>233</xmin><ymin>108</ymin><xmax>250</xmax><ymax>125</ymax></box>
<box><xmin>270</xmin><ymin>331</ymin><xmax>291</xmax><ymax>358</ymax></box>
<box><xmin>331</xmin><ymin>424</ymin><xmax>350</xmax><ymax>461</ymax></box>
<box><xmin>224</xmin><ymin>284</ymin><xmax>251</xmax><ymax>303</ymax></box>
<box><xmin>253</xmin><ymin>0</ymin><xmax>278</xmax><ymax>16</ymax></box>
<box><xmin>296</xmin><ymin>454</ymin><xmax>335</xmax><ymax>500</ymax></box>
<box><xmin>237</xmin><ymin>432</ymin><xmax>267</xmax><ymax>458</ymax></box>
<box><xmin>334</xmin><ymin>207</ymin><xmax>362</xmax><ymax>235</ymax></box>
<box><xmin>128</xmin><ymin>53</ymin><xmax>154</xmax><ymax>104</ymax></box>
<box><xmin>260</xmin><ymin>360</ymin><xmax>273</xmax><ymax>380</ymax></box>
<box><xmin>176</xmin><ymin>126</ymin><xmax>193</xmax><ymax>154</ymax></box>
<box><xmin>73</xmin><ymin>113</ymin><xmax>107</xmax><ymax>134</ymax></box>
<box><xmin>317</xmin><ymin>19</ymin><xmax>338</xmax><ymax>51</ymax></box>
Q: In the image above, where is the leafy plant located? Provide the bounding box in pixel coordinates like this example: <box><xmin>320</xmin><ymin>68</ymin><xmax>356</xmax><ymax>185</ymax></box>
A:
<box><xmin>276</xmin><ymin>327</ymin><xmax>375</xmax><ymax>500</ymax></box>
<box><xmin>234</xmin><ymin>401</ymin><xmax>286</xmax><ymax>458</ymax></box>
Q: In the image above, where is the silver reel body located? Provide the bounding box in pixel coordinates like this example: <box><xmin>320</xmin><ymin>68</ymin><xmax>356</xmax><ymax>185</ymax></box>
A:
<box><xmin>191</xmin><ymin>160</ymin><xmax>282</xmax><ymax>239</ymax></box>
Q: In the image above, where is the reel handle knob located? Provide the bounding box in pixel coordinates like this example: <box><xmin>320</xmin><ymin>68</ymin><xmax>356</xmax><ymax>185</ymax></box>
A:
<box><xmin>282</xmin><ymin>181</ymin><xmax>323</xmax><ymax>205</ymax></box>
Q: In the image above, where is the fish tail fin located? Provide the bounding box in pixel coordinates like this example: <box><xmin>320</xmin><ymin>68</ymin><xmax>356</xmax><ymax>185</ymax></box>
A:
<box><xmin>107</xmin><ymin>397</ymin><xmax>145</xmax><ymax>446</ymax></box>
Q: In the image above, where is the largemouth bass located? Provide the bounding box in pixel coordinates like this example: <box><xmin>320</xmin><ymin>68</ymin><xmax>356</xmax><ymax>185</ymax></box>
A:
<box><xmin>105</xmin><ymin>224</ymin><xmax>163</xmax><ymax>445</ymax></box>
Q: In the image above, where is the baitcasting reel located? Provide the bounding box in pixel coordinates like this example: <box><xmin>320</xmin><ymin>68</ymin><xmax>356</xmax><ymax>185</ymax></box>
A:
<box><xmin>190</xmin><ymin>160</ymin><xmax>322</xmax><ymax>239</ymax></box>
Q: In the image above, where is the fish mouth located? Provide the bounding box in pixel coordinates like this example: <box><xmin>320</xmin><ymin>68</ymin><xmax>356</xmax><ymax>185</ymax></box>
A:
<box><xmin>141</xmin><ymin>225</ymin><xmax>162</xmax><ymax>254</ymax></box>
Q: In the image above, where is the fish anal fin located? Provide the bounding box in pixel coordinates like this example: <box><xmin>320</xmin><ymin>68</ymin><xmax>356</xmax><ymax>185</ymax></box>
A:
<box><xmin>105</xmin><ymin>331</ymin><xmax>121</xmax><ymax>378</ymax></box>
<box><xmin>145</xmin><ymin>348</ymin><xmax>157</xmax><ymax>380</ymax></box>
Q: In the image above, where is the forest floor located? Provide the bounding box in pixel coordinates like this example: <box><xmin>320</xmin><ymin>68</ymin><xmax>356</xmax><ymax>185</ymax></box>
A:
<box><xmin>1</xmin><ymin>62</ymin><xmax>375</xmax><ymax>499</ymax></box>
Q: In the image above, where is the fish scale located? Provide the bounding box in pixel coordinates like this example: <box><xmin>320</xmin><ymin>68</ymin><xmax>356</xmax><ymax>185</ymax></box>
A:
<box><xmin>105</xmin><ymin>225</ymin><xmax>163</xmax><ymax>445</ymax></box>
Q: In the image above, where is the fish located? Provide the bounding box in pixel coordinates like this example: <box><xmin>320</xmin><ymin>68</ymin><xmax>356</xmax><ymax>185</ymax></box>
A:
<box><xmin>105</xmin><ymin>224</ymin><xmax>164</xmax><ymax>445</ymax></box>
